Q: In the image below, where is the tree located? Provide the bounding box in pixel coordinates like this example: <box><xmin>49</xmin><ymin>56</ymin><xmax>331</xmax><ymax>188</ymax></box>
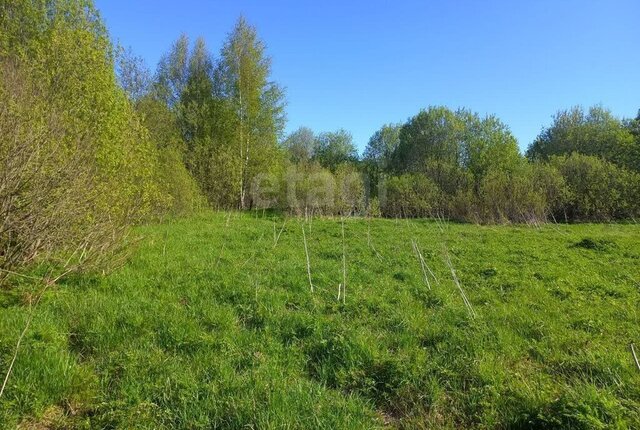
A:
<box><xmin>624</xmin><ymin>110</ymin><xmax>640</xmax><ymax>139</ymax></box>
<box><xmin>624</xmin><ymin>110</ymin><xmax>640</xmax><ymax>171</ymax></box>
<box><xmin>116</xmin><ymin>45</ymin><xmax>151</xmax><ymax>102</ymax></box>
<box><xmin>136</xmin><ymin>94</ymin><xmax>205</xmax><ymax>215</ymax></box>
<box><xmin>391</xmin><ymin>107</ymin><xmax>522</xmax><ymax>193</ymax></box>
<box><xmin>155</xmin><ymin>34</ymin><xmax>190</xmax><ymax>109</ymax></box>
<box><xmin>364</xmin><ymin>123</ymin><xmax>401</xmax><ymax>194</ymax></box>
<box><xmin>215</xmin><ymin>16</ymin><xmax>286</xmax><ymax>209</ymax></box>
<box><xmin>152</xmin><ymin>35</ymin><xmax>241</xmax><ymax>208</ymax></box>
<box><xmin>381</xmin><ymin>174</ymin><xmax>440</xmax><ymax>218</ymax></box>
<box><xmin>460</xmin><ymin>113</ymin><xmax>522</xmax><ymax>182</ymax></box>
<box><xmin>392</xmin><ymin>107</ymin><xmax>463</xmax><ymax>172</ymax></box>
<box><xmin>179</xmin><ymin>37</ymin><xmax>216</xmax><ymax>172</ymax></box>
<box><xmin>552</xmin><ymin>153</ymin><xmax>640</xmax><ymax>220</ymax></box>
<box><xmin>364</xmin><ymin>123</ymin><xmax>401</xmax><ymax>169</ymax></box>
<box><xmin>282</xmin><ymin>126</ymin><xmax>315</xmax><ymax>163</ymax></box>
<box><xmin>313</xmin><ymin>129</ymin><xmax>358</xmax><ymax>171</ymax></box>
<box><xmin>527</xmin><ymin>106</ymin><xmax>637</xmax><ymax>171</ymax></box>
<box><xmin>334</xmin><ymin>163</ymin><xmax>365</xmax><ymax>216</ymax></box>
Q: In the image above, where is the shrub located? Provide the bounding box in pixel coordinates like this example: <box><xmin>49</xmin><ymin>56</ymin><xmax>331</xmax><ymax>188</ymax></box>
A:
<box><xmin>155</xmin><ymin>147</ymin><xmax>206</xmax><ymax>216</ymax></box>
<box><xmin>381</xmin><ymin>174</ymin><xmax>441</xmax><ymax>218</ymax></box>
<box><xmin>334</xmin><ymin>164</ymin><xmax>365</xmax><ymax>216</ymax></box>
<box><xmin>551</xmin><ymin>153</ymin><xmax>640</xmax><ymax>221</ymax></box>
<box><xmin>476</xmin><ymin>165</ymin><xmax>548</xmax><ymax>224</ymax></box>
<box><xmin>0</xmin><ymin>1</ymin><xmax>173</xmax><ymax>284</ymax></box>
<box><xmin>0</xmin><ymin>61</ymin><xmax>132</xmax><ymax>284</ymax></box>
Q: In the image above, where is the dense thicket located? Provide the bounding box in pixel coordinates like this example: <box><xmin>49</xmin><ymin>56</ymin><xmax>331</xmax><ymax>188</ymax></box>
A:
<box><xmin>362</xmin><ymin>106</ymin><xmax>640</xmax><ymax>222</ymax></box>
<box><xmin>275</xmin><ymin>105</ymin><xmax>639</xmax><ymax>223</ymax></box>
<box><xmin>0</xmin><ymin>0</ymin><xmax>167</xmax><ymax>284</ymax></box>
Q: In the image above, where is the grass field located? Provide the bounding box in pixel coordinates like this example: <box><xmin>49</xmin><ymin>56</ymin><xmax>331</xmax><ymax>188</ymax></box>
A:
<box><xmin>1</xmin><ymin>212</ymin><xmax>639</xmax><ymax>429</ymax></box>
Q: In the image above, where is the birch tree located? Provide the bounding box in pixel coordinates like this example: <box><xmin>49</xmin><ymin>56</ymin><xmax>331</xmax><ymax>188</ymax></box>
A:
<box><xmin>215</xmin><ymin>16</ymin><xmax>286</xmax><ymax>209</ymax></box>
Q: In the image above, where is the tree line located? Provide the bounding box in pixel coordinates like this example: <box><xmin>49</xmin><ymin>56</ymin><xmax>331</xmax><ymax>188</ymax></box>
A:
<box><xmin>1</xmin><ymin>0</ymin><xmax>639</xmax><ymax>284</ymax></box>
<box><xmin>275</xmin><ymin>105</ymin><xmax>639</xmax><ymax>223</ymax></box>
<box><xmin>363</xmin><ymin>105</ymin><xmax>640</xmax><ymax>222</ymax></box>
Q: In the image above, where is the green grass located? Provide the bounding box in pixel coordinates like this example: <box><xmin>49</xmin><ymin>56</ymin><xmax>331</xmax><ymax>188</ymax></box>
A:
<box><xmin>1</xmin><ymin>212</ymin><xmax>639</xmax><ymax>429</ymax></box>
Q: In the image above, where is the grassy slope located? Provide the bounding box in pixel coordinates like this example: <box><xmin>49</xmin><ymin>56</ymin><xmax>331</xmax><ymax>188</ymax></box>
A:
<box><xmin>0</xmin><ymin>212</ymin><xmax>639</xmax><ymax>429</ymax></box>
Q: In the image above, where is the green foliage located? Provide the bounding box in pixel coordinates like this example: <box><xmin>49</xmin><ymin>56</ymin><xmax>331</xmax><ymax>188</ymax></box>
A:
<box><xmin>133</xmin><ymin>95</ymin><xmax>205</xmax><ymax>215</ymax></box>
<box><xmin>155</xmin><ymin>147</ymin><xmax>207</xmax><ymax>216</ymax></box>
<box><xmin>363</xmin><ymin>123</ymin><xmax>402</xmax><ymax>194</ymax></box>
<box><xmin>5</xmin><ymin>0</ymin><xmax>163</xmax><ymax>220</ymax></box>
<box><xmin>0</xmin><ymin>0</ymin><xmax>176</xmax><ymax>282</ymax></box>
<box><xmin>550</xmin><ymin>153</ymin><xmax>640</xmax><ymax>221</ymax></box>
<box><xmin>527</xmin><ymin>106</ymin><xmax>638</xmax><ymax>171</ymax></box>
<box><xmin>364</xmin><ymin>105</ymin><xmax>640</xmax><ymax>223</ymax></box>
<box><xmin>282</xmin><ymin>127</ymin><xmax>316</xmax><ymax>163</ymax></box>
<box><xmin>267</xmin><ymin>162</ymin><xmax>363</xmax><ymax>216</ymax></box>
<box><xmin>475</xmin><ymin>164</ymin><xmax>548</xmax><ymax>223</ymax></box>
<box><xmin>381</xmin><ymin>174</ymin><xmax>441</xmax><ymax>218</ymax></box>
<box><xmin>313</xmin><ymin>129</ymin><xmax>359</xmax><ymax>172</ymax></box>
<box><xmin>152</xmin><ymin>35</ymin><xmax>224</xmax><ymax>207</ymax></box>
<box><xmin>377</xmin><ymin>107</ymin><xmax>534</xmax><ymax>222</ymax></box>
<box><xmin>116</xmin><ymin>45</ymin><xmax>151</xmax><ymax>102</ymax></box>
<box><xmin>216</xmin><ymin>17</ymin><xmax>287</xmax><ymax>209</ymax></box>
<box><xmin>393</xmin><ymin>107</ymin><xmax>522</xmax><ymax>180</ymax></box>
<box><xmin>334</xmin><ymin>163</ymin><xmax>366</xmax><ymax>216</ymax></box>
<box><xmin>155</xmin><ymin>34</ymin><xmax>191</xmax><ymax>109</ymax></box>
<box><xmin>145</xmin><ymin>19</ymin><xmax>288</xmax><ymax>211</ymax></box>
<box><xmin>364</xmin><ymin>124</ymin><xmax>402</xmax><ymax>169</ymax></box>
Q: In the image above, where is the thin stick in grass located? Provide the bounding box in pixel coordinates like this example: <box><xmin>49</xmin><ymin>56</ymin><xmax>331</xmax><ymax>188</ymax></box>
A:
<box><xmin>302</xmin><ymin>224</ymin><xmax>314</xmax><ymax>292</ymax></box>
<box><xmin>239</xmin><ymin>233</ymin><xmax>265</xmax><ymax>269</ymax></box>
<box><xmin>417</xmin><ymin>240</ymin><xmax>438</xmax><ymax>284</ymax></box>
<box><xmin>214</xmin><ymin>243</ymin><xmax>226</xmax><ymax>269</ymax></box>
<box><xmin>273</xmin><ymin>220</ymin><xmax>286</xmax><ymax>248</ymax></box>
<box><xmin>444</xmin><ymin>250</ymin><xmax>476</xmax><ymax>319</ymax></box>
<box><xmin>632</xmin><ymin>344</ymin><xmax>640</xmax><ymax>371</ymax></box>
<box><xmin>341</xmin><ymin>218</ymin><xmax>346</xmax><ymax>304</ymax></box>
<box><xmin>412</xmin><ymin>239</ymin><xmax>431</xmax><ymax>290</ymax></box>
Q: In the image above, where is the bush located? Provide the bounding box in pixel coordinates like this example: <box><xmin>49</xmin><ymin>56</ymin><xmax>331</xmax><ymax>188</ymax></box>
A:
<box><xmin>381</xmin><ymin>174</ymin><xmax>441</xmax><ymax>218</ymax></box>
<box><xmin>136</xmin><ymin>96</ymin><xmax>207</xmax><ymax>216</ymax></box>
<box><xmin>265</xmin><ymin>162</ymin><xmax>367</xmax><ymax>217</ymax></box>
<box><xmin>155</xmin><ymin>147</ymin><xmax>206</xmax><ymax>216</ymax></box>
<box><xmin>0</xmin><ymin>61</ymin><xmax>132</xmax><ymax>284</ymax></box>
<box><xmin>476</xmin><ymin>164</ymin><xmax>552</xmax><ymax>224</ymax></box>
<box><xmin>0</xmin><ymin>1</ymin><xmax>177</xmax><ymax>284</ymax></box>
<box><xmin>551</xmin><ymin>153</ymin><xmax>640</xmax><ymax>221</ymax></box>
<box><xmin>334</xmin><ymin>164</ymin><xmax>365</xmax><ymax>216</ymax></box>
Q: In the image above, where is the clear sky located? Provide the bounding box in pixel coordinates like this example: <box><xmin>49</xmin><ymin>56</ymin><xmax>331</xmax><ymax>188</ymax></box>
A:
<box><xmin>96</xmin><ymin>0</ymin><xmax>640</xmax><ymax>153</ymax></box>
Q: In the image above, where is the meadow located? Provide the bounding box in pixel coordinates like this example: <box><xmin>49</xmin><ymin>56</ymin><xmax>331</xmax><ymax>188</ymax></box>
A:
<box><xmin>0</xmin><ymin>212</ymin><xmax>639</xmax><ymax>429</ymax></box>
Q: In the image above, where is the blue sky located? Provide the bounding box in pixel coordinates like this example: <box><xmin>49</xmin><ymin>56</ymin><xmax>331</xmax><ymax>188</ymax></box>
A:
<box><xmin>96</xmin><ymin>0</ymin><xmax>640</xmax><ymax>153</ymax></box>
